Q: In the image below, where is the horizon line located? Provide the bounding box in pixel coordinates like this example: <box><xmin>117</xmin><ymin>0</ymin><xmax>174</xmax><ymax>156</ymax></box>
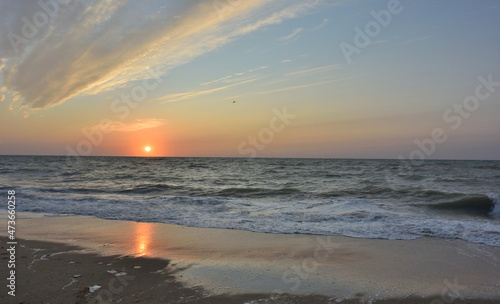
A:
<box><xmin>0</xmin><ymin>154</ymin><xmax>498</xmax><ymax>162</ymax></box>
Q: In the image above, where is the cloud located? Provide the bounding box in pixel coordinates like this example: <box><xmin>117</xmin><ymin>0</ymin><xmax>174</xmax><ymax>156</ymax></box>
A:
<box><xmin>158</xmin><ymin>78</ymin><xmax>258</xmax><ymax>103</ymax></box>
<box><xmin>0</xmin><ymin>0</ymin><xmax>324</xmax><ymax>109</ymax></box>
<box><xmin>85</xmin><ymin>118</ymin><xmax>166</xmax><ymax>133</ymax></box>
<box><xmin>248</xmin><ymin>66</ymin><xmax>268</xmax><ymax>72</ymax></box>
<box><xmin>201</xmin><ymin>65</ymin><xmax>268</xmax><ymax>86</ymax></box>
<box><xmin>254</xmin><ymin>75</ymin><xmax>360</xmax><ymax>95</ymax></box>
<box><xmin>231</xmin><ymin>0</ymin><xmax>322</xmax><ymax>37</ymax></box>
<box><xmin>223</xmin><ymin>95</ymin><xmax>241</xmax><ymax>101</ymax></box>
<box><xmin>369</xmin><ymin>40</ymin><xmax>387</xmax><ymax>45</ymax></box>
<box><xmin>279</xmin><ymin>27</ymin><xmax>303</xmax><ymax>41</ymax></box>
<box><xmin>312</xmin><ymin>18</ymin><xmax>328</xmax><ymax>31</ymax></box>
<box><xmin>281</xmin><ymin>59</ymin><xmax>292</xmax><ymax>63</ymax></box>
<box><xmin>254</xmin><ymin>79</ymin><xmax>337</xmax><ymax>95</ymax></box>
<box><xmin>399</xmin><ymin>35</ymin><xmax>433</xmax><ymax>45</ymax></box>
<box><xmin>285</xmin><ymin>64</ymin><xmax>339</xmax><ymax>77</ymax></box>
<box><xmin>201</xmin><ymin>75</ymin><xmax>233</xmax><ymax>86</ymax></box>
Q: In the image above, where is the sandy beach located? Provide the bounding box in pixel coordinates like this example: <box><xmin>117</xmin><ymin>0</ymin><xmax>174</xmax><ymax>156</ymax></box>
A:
<box><xmin>1</xmin><ymin>211</ymin><xmax>500</xmax><ymax>303</ymax></box>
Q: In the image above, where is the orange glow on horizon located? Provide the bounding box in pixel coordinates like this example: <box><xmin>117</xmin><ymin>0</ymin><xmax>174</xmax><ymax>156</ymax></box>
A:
<box><xmin>120</xmin><ymin>128</ymin><xmax>171</xmax><ymax>157</ymax></box>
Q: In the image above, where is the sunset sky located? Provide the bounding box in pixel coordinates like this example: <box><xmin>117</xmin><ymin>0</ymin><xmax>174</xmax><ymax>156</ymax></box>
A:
<box><xmin>1</xmin><ymin>0</ymin><xmax>499</xmax><ymax>159</ymax></box>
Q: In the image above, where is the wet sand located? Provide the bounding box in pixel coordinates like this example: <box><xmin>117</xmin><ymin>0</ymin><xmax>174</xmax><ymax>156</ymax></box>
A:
<box><xmin>1</xmin><ymin>211</ymin><xmax>500</xmax><ymax>303</ymax></box>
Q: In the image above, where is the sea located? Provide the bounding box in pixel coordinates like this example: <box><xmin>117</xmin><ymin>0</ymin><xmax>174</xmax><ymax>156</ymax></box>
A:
<box><xmin>1</xmin><ymin>156</ymin><xmax>499</xmax><ymax>247</ymax></box>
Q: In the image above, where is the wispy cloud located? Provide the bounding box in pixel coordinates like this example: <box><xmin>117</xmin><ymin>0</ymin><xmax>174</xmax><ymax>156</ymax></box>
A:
<box><xmin>158</xmin><ymin>78</ymin><xmax>258</xmax><ymax>103</ymax></box>
<box><xmin>248</xmin><ymin>66</ymin><xmax>268</xmax><ymax>72</ymax></box>
<box><xmin>201</xmin><ymin>76</ymin><xmax>233</xmax><ymax>86</ymax></box>
<box><xmin>312</xmin><ymin>18</ymin><xmax>328</xmax><ymax>31</ymax></box>
<box><xmin>231</xmin><ymin>0</ymin><xmax>323</xmax><ymax>37</ymax></box>
<box><xmin>223</xmin><ymin>95</ymin><xmax>241</xmax><ymax>101</ymax></box>
<box><xmin>285</xmin><ymin>64</ymin><xmax>339</xmax><ymax>77</ymax></box>
<box><xmin>399</xmin><ymin>35</ymin><xmax>433</xmax><ymax>45</ymax></box>
<box><xmin>281</xmin><ymin>59</ymin><xmax>292</xmax><ymax>63</ymax></box>
<box><xmin>201</xmin><ymin>66</ymin><xmax>268</xmax><ymax>86</ymax></box>
<box><xmin>369</xmin><ymin>40</ymin><xmax>387</xmax><ymax>45</ymax></box>
<box><xmin>279</xmin><ymin>27</ymin><xmax>303</xmax><ymax>41</ymax></box>
<box><xmin>254</xmin><ymin>75</ymin><xmax>361</xmax><ymax>95</ymax></box>
<box><xmin>85</xmin><ymin>118</ymin><xmax>166</xmax><ymax>132</ymax></box>
<box><xmin>0</xmin><ymin>0</ymin><xmax>323</xmax><ymax>109</ymax></box>
<box><xmin>254</xmin><ymin>64</ymin><xmax>339</xmax><ymax>88</ymax></box>
<box><xmin>254</xmin><ymin>79</ymin><xmax>338</xmax><ymax>95</ymax></box>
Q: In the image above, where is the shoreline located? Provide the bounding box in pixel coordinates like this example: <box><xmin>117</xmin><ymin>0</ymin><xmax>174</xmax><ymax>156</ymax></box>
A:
<box><xmin>1</xmin><ymin>211</ymin><xmax>500</xmax><ymax>303</ymax></box>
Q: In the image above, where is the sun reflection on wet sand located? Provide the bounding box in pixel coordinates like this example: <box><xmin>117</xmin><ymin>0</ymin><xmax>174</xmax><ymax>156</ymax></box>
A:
<box><xmin>134</xmin><ymin>222</ymin><xmax>153</xmax><ymax>257</ymax></box>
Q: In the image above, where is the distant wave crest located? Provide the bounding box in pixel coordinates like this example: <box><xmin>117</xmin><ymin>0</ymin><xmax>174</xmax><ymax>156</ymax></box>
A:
<box><xmin>426</xmin><ymin>194</ymin><xmax>498</xmax><ymax>217</ymax></box>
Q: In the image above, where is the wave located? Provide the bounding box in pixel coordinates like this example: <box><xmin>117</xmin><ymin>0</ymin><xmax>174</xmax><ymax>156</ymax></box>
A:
<box><xmin>425</xmin><ymin>195</ymin><xmax>498</xmax><ymax>217</ymax></box>
<box><xmin>216</xmin><ymin>187</ymin><xmax>303</xmax><ymax>198</ymax></box>
<box><xmin>7</xmin><ymin>194</ymin><xmax>500</xmax><ymax>247</ymax></box>
<box><xmin>318</xmin><ymin>186</ymin><xmax>415</xmax><ymax>198</ymax></box>
<box><xmin>318</xmin><ymin>187</ymin><xmax>478</xmax><ymax>201</ymax></box>
<box><xmin>412</xmin><ymin>190</ymin><xmax>467</xmax><ymax>201</ymax></box>
<box><xmin>24</xmin><ymin>183</ymin><xmax>187</xmax><ymax>195</ymax></box>
<box><xmin>118</xmin><ymin>184</ymin><xmax>186</xmax><ymax>194</ymax></box>
<box><xmin>488</xmin><ymin>193</ymin><xmax>500</xmax><ymax>217</ymax></box>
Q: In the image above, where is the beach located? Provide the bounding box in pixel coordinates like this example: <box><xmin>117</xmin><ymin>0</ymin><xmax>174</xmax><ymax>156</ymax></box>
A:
<box><xmin>1</xmin><ymin>211</ymin><xmax>500</xmax><ymax>303</ymax></box>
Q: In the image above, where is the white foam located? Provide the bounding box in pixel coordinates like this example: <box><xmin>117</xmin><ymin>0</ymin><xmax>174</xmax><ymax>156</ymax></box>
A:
<box><xmin>487</xmin><ymin>193</ymin><xmax>500</xmax><ymax>217</ymax></box>
<box><xmin>9</xmin><ymin>193</ymin><xmax>500</xmax><ymax>247</ymax></box>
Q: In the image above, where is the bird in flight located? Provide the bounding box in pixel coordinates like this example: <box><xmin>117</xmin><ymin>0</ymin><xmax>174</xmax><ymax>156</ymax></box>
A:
<box><xmin>233</xmin><ymin>101</ymin><xmax>236</xmax><ymax>103</ymax></box>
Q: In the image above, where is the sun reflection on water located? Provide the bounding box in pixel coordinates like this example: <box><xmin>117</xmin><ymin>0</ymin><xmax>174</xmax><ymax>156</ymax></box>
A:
<box><xmin>134</xmin><ymin>222</ymin><xmax>152</xmax><ymax>257</ymax></box>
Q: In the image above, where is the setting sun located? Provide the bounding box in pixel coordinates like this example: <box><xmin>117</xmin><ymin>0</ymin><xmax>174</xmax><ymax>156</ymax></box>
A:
<box><xmin>145</xmin><ymin>146</ymin><xmax>151</xmax><ymax>152</ymax></box>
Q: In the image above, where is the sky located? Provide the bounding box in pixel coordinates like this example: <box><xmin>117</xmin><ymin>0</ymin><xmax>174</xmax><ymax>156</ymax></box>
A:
<box><xmin>0</xmin><ymin>0</ymin><xmax>499</xmax><ymax>159</ymax></box>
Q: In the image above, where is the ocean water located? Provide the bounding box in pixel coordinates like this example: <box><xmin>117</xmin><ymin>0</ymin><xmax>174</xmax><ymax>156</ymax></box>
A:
<box><xmin>1</xmin><ymin>156</ymin><xmax>499</xmax><ymax>246</ymax></box>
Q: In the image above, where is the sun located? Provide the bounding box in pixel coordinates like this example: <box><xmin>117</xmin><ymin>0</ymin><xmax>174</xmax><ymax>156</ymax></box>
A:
<box><xmin>145</xmin><ymin>146</ymin><xmax>151</xmax><ymax>152</ymax></box>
